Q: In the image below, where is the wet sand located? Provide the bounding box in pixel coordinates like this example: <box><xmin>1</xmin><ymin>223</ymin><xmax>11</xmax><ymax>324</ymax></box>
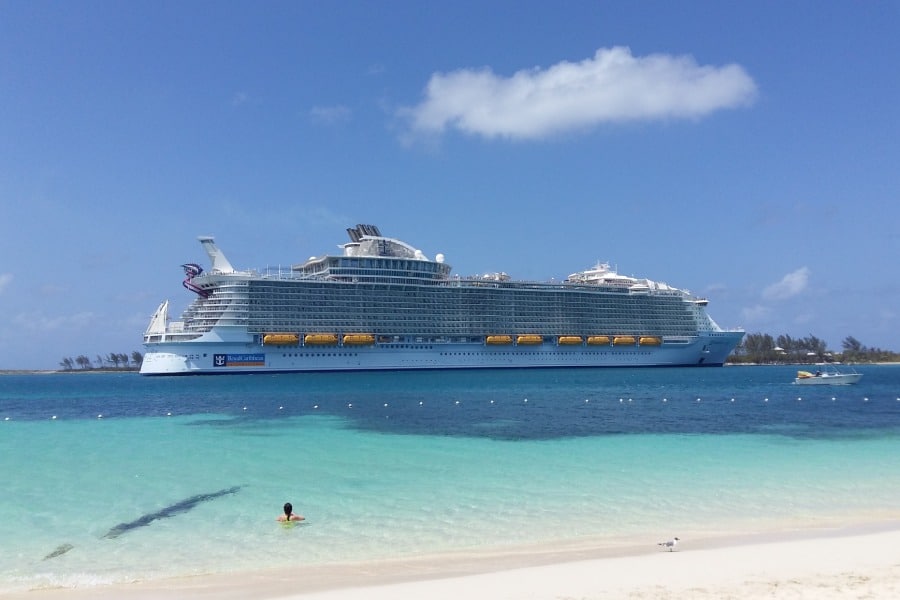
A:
<box><xmin>9</xmin><ymin>522</ymin><xmax>900</xmax><ymax>599</ymax></box>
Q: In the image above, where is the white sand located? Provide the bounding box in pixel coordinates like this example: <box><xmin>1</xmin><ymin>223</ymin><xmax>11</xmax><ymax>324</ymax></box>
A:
<box><xmin>9</xmin><ymin>525</ymin><xmax>900</xmax><ymax>599</ymax></box>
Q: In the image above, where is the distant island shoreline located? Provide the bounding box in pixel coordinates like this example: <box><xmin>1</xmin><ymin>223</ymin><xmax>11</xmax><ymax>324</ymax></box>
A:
<box><xmin>4</xmin><ymin>363</ymin><xmax>899</xmax><ymax>376</ymax></box>
<box><xmin>0</xmin><ymin>368</ymin><xmax>140</xmax><ymax>375</ymax></box>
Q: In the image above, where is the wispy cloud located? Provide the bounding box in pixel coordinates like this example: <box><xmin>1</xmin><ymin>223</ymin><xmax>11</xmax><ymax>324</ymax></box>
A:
<box><xmin>39</xmin><ymin>283</ymin><xmax>67</xmax><ymax>295</ymax></box>
<box><xmin>0</xmin><ymin>273</ymin><xmax>11</xmax><ymax>294</ymax></box>
<box><xmin>310</xmin><ymin>105</ymin><xmax>352</xmax><ymax>125</ymax></box>
<box><xmin>232</xmin><ymin>91</ymin><xmax>249</xmax><ymax>107</ymax></box>
<box><xmin>702</xmin><ymin>282</ymin><xmax>728</xmax><ymax>296</ymax></box>
<box><xmin>399</xmin><ymin>46</ymin><xmax>757</xmax><ymax>140</ymax></box>
<box><xmin>762</xmin><ymin>267</ymin><xmax>810</xmax><ymax>301</ymax></box>
<box><xmin>14</xmin><ymin>311</ymin><xmax>97</xmax><ymax>332</ymax></box>
<box><xmin>741</xmin><ymin>304</ymin><xmax>771</xmax><ymax>322</ymax></box>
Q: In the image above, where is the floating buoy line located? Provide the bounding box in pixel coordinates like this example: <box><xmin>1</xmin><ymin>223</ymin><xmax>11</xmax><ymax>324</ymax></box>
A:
<box><xmin>4</xmin><ymin>395</ymin><xmax>899</xmax><ymax>421</ymax></box>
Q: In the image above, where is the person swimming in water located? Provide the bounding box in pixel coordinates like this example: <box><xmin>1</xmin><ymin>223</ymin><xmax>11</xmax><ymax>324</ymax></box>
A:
<box><xmin>277</xmin><ymin>502</ymin><xmax>305</xmax><ymax>522</ymax></box>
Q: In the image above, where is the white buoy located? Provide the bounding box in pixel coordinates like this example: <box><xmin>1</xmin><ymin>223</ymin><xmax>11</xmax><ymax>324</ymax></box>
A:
<box><xmin>524</xmin><ymin>398</ymin><xmax>528</xmax><ymax>403</ymax></box>
<box><xmin>279</xmin><ymin>406</ymin><xmax>283</xmax><ymax>410</ymax></box>
<box><xmin>455</xmin><ymin>400</ymin><xmax>460</xmax><ymax>405</ymax></box>
<box><xmin>490</xmin><ymin>400</ymin><xmax>494</xmax><ymax>404</ymax></box>
<box><xmin>243</xmin><ymin>407</ymin><xmax>247</xmax><ymax>411</ymax></box>
<box><xmin>419</xmin><ymin>401</ymin><xmax>424</xmax><ymax>406</ymax></box>
<box><xmin>97</xmin><ymin>414</ymin><xmax>103</xmax><ymax>419</ymax></box>
<box><xmin>384</xmin><ymin>403</ymin><xmax>388</xmax><ymax>407</ymax></box>
<box><xmin>167</xmin><ymin>412</ymin><xmax>172</xmax><ymax>416</ymax></box>
<box><xmin>348</xmin><ymin>403</ymin><xmax>352</xmax><ymax>408</ymax></box>
<box><xmin>313</xmin><ymin>405</ymin><xmax>319</xmax><ymax>409</ymax></box>
<box><xmin>52</xmin><ymin>415</ymin><xmax>57</xmax><ymax>420</ymax></box>
<box><xmin>662</xmin><ymin>398</ymin><xmax>667</xmax><ymax>403</ymax></box>
<box><xmin>764</xmin><ymin>398</ymin><xmax>769</xmax><ymax>403</ymax></box>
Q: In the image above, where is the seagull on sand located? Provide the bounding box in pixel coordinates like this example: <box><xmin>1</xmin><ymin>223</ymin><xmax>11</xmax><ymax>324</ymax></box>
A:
<box><xmin>657</xmin><ymin>537</ymin><xmax>680</xmax><ymax>551</ymax></box>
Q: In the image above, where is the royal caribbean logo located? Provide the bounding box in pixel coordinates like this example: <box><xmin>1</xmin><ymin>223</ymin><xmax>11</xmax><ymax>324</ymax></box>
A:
<box><xmin>213</xmin><ymin>353</ymin><xmax>265</xmax><ymax>367</ymax></box>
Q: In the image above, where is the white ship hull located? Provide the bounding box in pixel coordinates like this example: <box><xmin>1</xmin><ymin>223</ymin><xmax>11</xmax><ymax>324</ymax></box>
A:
<box><xmin>141</xmin><ymin>331</ymin><xmax>742</xmax><ymax>375</ymax></box>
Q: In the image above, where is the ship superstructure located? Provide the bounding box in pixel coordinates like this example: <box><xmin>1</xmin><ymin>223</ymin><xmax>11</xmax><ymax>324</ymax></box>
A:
<box><xmin>140</xmin><ymin>225</ymin><xmax>743</xmax><ymax>374</ymax></box>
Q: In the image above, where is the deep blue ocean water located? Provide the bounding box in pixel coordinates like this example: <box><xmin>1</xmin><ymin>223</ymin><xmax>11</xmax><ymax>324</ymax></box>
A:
<box><xmin>2</xmin><ymin>365</ymin><xmax>900</xmax><ymax>592</ymax></box>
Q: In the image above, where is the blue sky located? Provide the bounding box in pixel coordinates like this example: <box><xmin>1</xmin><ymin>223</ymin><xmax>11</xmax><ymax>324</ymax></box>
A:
<box><xmin>1</xmin><ymin>1</ymin><xmax>898</xmax><ymax>369</ymax></box>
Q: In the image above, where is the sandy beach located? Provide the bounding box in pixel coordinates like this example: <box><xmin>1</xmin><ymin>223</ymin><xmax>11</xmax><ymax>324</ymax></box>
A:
<box><xmin>9</xmin><ymin>523</ymin><xmax>900</xmax><ymax>599</ymax></box>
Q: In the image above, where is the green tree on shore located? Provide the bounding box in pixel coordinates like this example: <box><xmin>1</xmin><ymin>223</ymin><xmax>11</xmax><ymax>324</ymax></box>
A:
<box><xmin>57</xmin><ymin>352</ymin><xmax>143</xmax><ymax>371</ymax></box>
<box><xmin>731</xmin><ymin>333</ymin><xmax>899</xmax><ymax>364</ymax></box>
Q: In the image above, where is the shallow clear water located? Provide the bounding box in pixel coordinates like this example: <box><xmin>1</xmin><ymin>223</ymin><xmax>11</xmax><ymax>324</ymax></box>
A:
<box><xmin>1</xmin><ymin>365</ymin><xmax>899</xmax><ymax>592</ymax></box>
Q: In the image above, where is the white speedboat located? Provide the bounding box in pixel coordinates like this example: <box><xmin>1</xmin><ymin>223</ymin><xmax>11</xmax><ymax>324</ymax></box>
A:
<box><xmin>794</xmin><ymin>365</ymin><xmax>862</xmax><ymax>385</ymax></box>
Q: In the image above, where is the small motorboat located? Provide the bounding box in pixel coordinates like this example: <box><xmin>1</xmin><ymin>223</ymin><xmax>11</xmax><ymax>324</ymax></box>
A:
<box><xmin>794</xmin><ymin>365</ymin><xmax>862</xmax><ymax>385</ymax></box>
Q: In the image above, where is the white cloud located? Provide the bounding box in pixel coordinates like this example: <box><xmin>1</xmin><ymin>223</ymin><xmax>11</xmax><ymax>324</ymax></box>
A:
<box><xmin>310</xmin><ymin>105</ymin><xmax>352</xmax><ymax>124</ymax></box>
<box><xmin>399</xmin><ymin>46</ymin><xmax>757</xmax><ymax>140</ymax></box>
<box><xmin>0</xmin><ymin>273</ymin><xmax>11</xmax><ymax>294</ymax></box>
<box><xmin>762</xmin><ymin>267</ymin><xmax>810</xmax><ymax>301</ymax></box>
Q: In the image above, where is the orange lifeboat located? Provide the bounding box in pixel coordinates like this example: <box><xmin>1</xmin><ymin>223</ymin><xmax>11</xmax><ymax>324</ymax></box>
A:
<box><xmin>263</xmin><ymin>333</ymin><xmax>300</xmax><ymax>346</ymax></box>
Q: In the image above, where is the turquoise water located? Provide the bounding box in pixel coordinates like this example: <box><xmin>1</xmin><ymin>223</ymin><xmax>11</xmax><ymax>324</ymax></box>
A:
<box><xmin>2</xmin><ymin>366</ymin><xmax>900</xmax><ymax>592</ymax></box>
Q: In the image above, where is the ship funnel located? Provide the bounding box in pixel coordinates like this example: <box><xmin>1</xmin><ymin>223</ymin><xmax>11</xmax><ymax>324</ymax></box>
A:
<box><xmin>197</xmin><ymin>236</ymin><xmax>235</xmax><ymax>273</ymax></box>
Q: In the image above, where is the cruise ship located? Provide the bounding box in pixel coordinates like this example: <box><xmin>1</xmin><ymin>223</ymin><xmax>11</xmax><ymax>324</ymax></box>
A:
<box><xmin>140</xmin><ymin>225</ymin><xmax>743</xmax><ymax>375</ymax></box>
